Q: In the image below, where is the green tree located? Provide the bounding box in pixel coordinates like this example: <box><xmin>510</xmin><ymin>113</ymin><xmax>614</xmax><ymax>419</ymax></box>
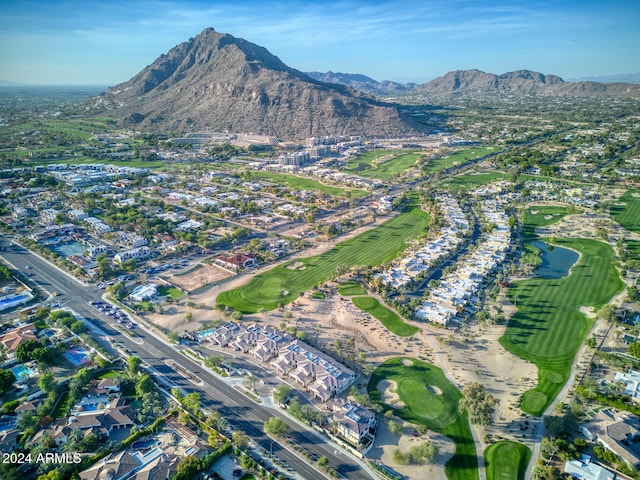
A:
<box><xmin>0</xmin><ymin>369</ymin><xmax>16</xmax><ymax>395</ymax></box>
<box><xmin>458</xmin><ymin>382</ymin><xmax>498</xmax><ymax>426</ymax></box>
<box><xmin>205</xmin><ymin>355</ymin><xmax>224</xmax><ymax>369</ymax></box>
<box><xmin>597</xmin><ymin>304</ymin><xmax>615</xmax><ymax>323</ymax></box>
<box><xmin>37</xmin><ymin>372</ymin><xmax>57</xmax><ymax>394</ymax></box>
<box><xmin>629</xmin><ymin>342</ymin><xmax>640</xmax><ymax>358</ymax></box>
<box><xmin>263</xmin><ymin>416</ymin><xmax>289</xmax><ymax>437</ymax></box>
<box><xmin>317</xmin><ymin>455</ymin><xmax>329</xmax><ymax>469</ymax></box>
<box><xmin>135</xmin><ymin>374</ymin><xmax>154</xmax><ymax>397</ymax></box>
<box><xmin>388</xmin><ymin>420</ymin><xmax>404</xmax><ymax>435</ymax></box>
<box><xmin>272</xmin><ymin>385</ymin><xmax>291</xmax><ymax>405</ymax></box>
<box><xmin>182</xmin><ymin>392</ymin><xmax>201</xmax><ymax>417</ymax></box>
<box><xmin>232</xmin><ymin>431</ymin><xmax>248</xmax><ymax>450</ymax></box>
<box><xmin>128</xmin><ymin>356</ymin><xmax>142</xmax><ymax>377</ymax></box>
<box><xmin>15</xmin><ymin>340</ymin><xmax>42</xmax><ymax>363</ymax></box>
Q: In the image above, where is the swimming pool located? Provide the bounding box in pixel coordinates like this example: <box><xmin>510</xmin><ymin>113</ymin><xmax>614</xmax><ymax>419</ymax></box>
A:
<box><xmin>131</xmin><ymin>439</ymin><xmax>160</xmax><ymax>450</ymax></box>
<box><xmin>197</xmin><ymin>328</ymin><xmax>216</xmax><ymax>339</ymax></box>
<box><xmin>10</xmin><ymin>364</ymin><xmax>34</xmax><ymax>383</ymax></box>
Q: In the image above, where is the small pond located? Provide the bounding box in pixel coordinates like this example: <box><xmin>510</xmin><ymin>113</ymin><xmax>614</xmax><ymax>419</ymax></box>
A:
<box><xmin>532</xmin><ymin>240</ymin><xmax>579</xmax><ymax>279</ymax></box>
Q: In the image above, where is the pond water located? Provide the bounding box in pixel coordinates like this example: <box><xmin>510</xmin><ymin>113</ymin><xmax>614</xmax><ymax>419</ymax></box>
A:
<box><xmin>532</xmin><ymin>240</ymin><xmax>579</xmax><ymax>279</ymax></box>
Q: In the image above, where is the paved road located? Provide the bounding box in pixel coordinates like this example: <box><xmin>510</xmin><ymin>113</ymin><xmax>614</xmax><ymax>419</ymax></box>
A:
<box><xmin>0</xmin><ymin>235</ymin><xmax>375</xmax><ymax>480</ymax></box>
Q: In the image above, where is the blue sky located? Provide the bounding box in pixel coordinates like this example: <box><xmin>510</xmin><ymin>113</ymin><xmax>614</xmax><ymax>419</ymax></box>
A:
<box><xmin>1</xmin><ymin>0</ymin><xmax>638</xmax><ymax>85</ymax></box>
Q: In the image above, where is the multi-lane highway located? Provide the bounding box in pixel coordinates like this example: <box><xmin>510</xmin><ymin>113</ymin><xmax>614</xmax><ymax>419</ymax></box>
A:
<box><xmin>0</xmin><ymin>235</ymin><xmax>375</xmax><ymax>480</ymax></box>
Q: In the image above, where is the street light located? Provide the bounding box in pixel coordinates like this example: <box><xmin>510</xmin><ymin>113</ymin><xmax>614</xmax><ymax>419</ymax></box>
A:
<box><xmin>270</xmin><ymin>439</ymin><xmax>275</xmax><ymax>457</ymax></box>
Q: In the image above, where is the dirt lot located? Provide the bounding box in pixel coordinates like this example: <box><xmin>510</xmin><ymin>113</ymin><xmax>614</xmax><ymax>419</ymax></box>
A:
<box><xmin>165</xmin><ymin>263</ymin><xmax>233</xmax><ymax>293</ymax></box>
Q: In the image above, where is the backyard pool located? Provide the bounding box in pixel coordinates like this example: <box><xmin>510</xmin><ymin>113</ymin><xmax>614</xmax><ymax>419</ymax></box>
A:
<box><xmin>197</xmin><ymin>328</ymin><xmax>216</xmax><ymax>340</ymax></box>
<box><xmin>10</xmin><ymin>364</ymin><xmax>35</xmax><ymax>383</ymax></box>
<box><xmin>131</xmin><ymin>439</ymin><xmax>160</xmax><ymax>450</ymax></box>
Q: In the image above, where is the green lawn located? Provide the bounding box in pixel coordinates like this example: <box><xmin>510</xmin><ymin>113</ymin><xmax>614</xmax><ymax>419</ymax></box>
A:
<box><xmin>52</xmin><ymin>391</ymin><xmax>72</xmax><ymax>418</ymax></box>
<box><xmin>248</xmin><ymin>171</ymin><xmax>367</xmax><ymax>198</ymax></box>
<box><xmin>337</xmin><ymin>280</ymin><xmax>367</xmax><ymax>296</ymax></box>
<box><xmin>522</xmin><ymin>205</ymin><xmax>570</xmax><ymax>238</ymax></box>
<box><xmin>157</xmin><ymin>285</ymin><xmax>184</xmax><ymax>300</ymax></box>
<box><xmin>217</xmin><ymin>196</ymin><xmax>430</xmax><ymax>312</ymax></box>
<box><xmin>626</xmin><ymin>239</ymin><xmax>640</xmax><ymax>261</ymax></box>
<box><xmin>343</xmin><ymin>150</ymin><xmax>422</xmax><ymax>180</ymax></box>
<box><xmin>423</xmin><ymin>146</ymin><xmax>498</xmax><ymax>174</ymax></box>
<box><xmin>439</xmin><ymin>171</ymin><xmax>509</xmax><ymax>189</ymax></box>
<box><xmin>369</xmin><ymin>358</ymin><xmax>477</xmax><ymax>480</ymax></box>
<box><xmin>352</xmin><ymin>296</ymin><xmax>418</xmax><ymax>337</ymax></box>
<box><xmin>484</xmin><ymin>441</ymin><xmax>531</xmax><ymax>480</ymax></box>
<box><xmin>611</xmin><ymin>189</ymin><xmax>640</xmax><ymax>233</ymax></box>
<box><xmin>500</xmin><ymin>238</ymin><xmax>624</xmax><ymax>415</ymax></box>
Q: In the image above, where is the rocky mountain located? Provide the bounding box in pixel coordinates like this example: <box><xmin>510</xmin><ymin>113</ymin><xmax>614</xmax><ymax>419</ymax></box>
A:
<box><xmin>416</xmin><ymin>69</ymin><xmax>562</xmax><ymax>95</ymax></box>
<box><xmin>94</xmin><ymin>28</ymin><xmax>424</xmax><ymax>139</ymax></box>
<box><xmin>304</xmin><ymin>68</ymin><xmax>640</xmax><ymax>100</ymax></box>
<box><xmin>415</xmin><ymin>69</ymin><xmax>640</xmax><ymax>98</ymax></box>
<box><xmin>305</xmin><ymin>71</ymin><xmax>416</xmax><ymax>95</ymax></box>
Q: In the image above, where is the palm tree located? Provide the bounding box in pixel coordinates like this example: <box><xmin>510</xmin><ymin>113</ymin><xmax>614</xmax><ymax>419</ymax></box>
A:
<box><xmin>246</xmin><ymin>374</ymin><xmax>258</xmax><ymax>392</ymax></box>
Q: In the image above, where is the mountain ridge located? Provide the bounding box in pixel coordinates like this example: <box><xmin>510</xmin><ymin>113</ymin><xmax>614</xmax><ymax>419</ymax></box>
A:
<box><xmin>307</xmin><ymin>68</ymin><xmax>640</xmax><ymax>99</ymax></box>
<box><xmin>95</xmin><ymin>28</ymin><xmax>424</xmax><ymax>139</ymax></box>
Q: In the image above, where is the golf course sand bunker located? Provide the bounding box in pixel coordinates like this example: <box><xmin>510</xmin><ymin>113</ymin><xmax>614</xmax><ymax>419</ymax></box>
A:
<box><xmin>402</xmin><ymin>359</ymin><xmax>414</xmax><ymax>366</ymax></box>
<box><xmin>378</xmin><ymin>380</ymin><xmax>404</xmax><ymax>408</ymax></box>
<box><xmin>286</xmin><ymin>262</ymin><xmax>305</xmax><ymax>270</ymax></box>
<box><xmin>580</xmin><ymin>306</ymin><xmax>596</xmax><ymax>318</ymax></box>
<box><xmin>426</xmin><ymin>385</ymin><xmax>443</xmax><ymax>395</ymax></box>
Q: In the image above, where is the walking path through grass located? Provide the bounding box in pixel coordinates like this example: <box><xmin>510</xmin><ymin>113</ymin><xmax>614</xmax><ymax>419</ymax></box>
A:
<box><xmin>499</xmin><ymin>237</ymin><xmax>623</xmax><ymax>415</ymax></box>
<box><xmin>217</xmin><ymin>196</ymin><xmax>430</xmax><ymax>312</ymax></box>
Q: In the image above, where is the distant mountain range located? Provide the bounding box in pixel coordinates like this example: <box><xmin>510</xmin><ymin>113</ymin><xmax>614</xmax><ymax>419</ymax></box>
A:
<box><xmin>94</xmin><ymin>28</ymin><xmax>424</xmax><ymax>139</ymax></box>
<box><xmin>88</xmin><ymin>28</ymin><xmax>640</xmax><ymax>138</ymax></box>
<box><xmin>307</xmin><ymin>69</ymin><xmax>640</xmax><ymax>99</ymax></box>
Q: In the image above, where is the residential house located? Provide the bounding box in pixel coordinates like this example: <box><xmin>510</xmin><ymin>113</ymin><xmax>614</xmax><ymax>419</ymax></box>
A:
<box><xmin>0</xmin><ymin>323</ymin><xmax>37</xmax><ymax>358</ymax></box>
<box><xmin>216</xmin><ymin>252</ymin><xmax>257</xmax><ymax>270</ymax></box>
<box><xmin>326</xmin><ymin>398</ymin><xmax>377</xmax><ymax>451</ymax></box>
<box><xmin>564</xmin><ymin>454</ymin><xmax>614</xmax><ymax>480</ymax></box>
<box><xmin>130</xmin><ymin>284</ymin><xmax>158</xmax><ymax>302</ymax></box>
<box><xmin>79</xmin><ymin>450</ymin><xmax>140</xmax><ymax>480</ymax></box>
<box><xmin>581</xmin><ymin>409</ymin><xmax>640</xmax><ymax>470</ymax></box>
<box><xmin>615</xmin><ymin>370</ymin><xmax>640</xmax><ymax>402</ymax></box>
<box><xmin>68</xmin><ymin>397</ymin><xmax>135</xmax><ymax>435</ymax></box>
<box><xmin>0</xmin><ymin>429</ymin><xmax>19</xmax><ymax>453</ymax></box>
<box><xmin>113</xmin><ymin>246</ymin><xmax>151</xmax><ymax>264</ymax></box>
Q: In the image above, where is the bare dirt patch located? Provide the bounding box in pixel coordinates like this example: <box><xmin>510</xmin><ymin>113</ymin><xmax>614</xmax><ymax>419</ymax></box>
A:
<box><xmin>167</xmin><ymin>264</ymin><xmax>233</xmax><ymax>293</ymax></box>
<box><xmin>370</xmin><ymin>418</ymin><xmax>453</xmax><ymax>480</ymax></box>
